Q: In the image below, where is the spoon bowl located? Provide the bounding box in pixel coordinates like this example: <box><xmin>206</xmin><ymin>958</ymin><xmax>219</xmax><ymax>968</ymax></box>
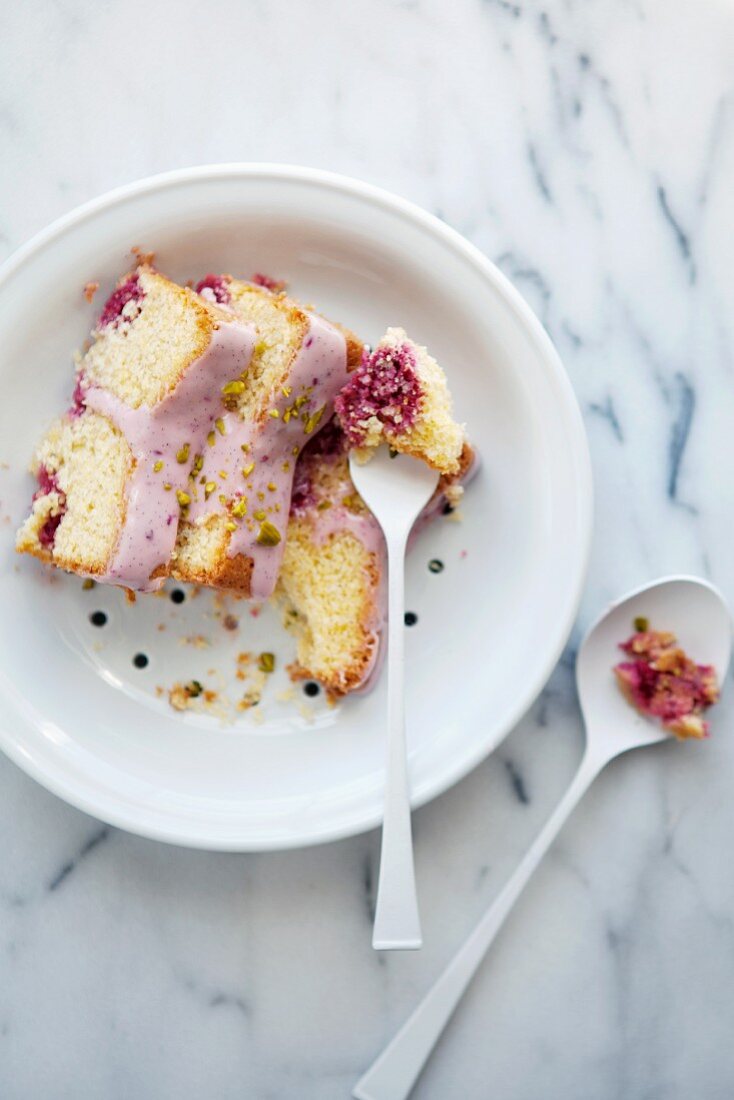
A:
<box><xmin>578</xmin><ymin>576</ymin><xmax>732</xmax><ymax>761</ymax></box>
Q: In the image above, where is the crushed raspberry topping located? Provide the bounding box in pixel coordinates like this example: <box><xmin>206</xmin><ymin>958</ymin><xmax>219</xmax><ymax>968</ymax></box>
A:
<box><xmin>98</xmin><ymin>275</ymin><xmax>144</xmax><ymax>328</ymax></box>
<box><xmin>289</xmin><ymin>418</ymin><xmax>346</xmax><ymax>517</ymax></box>
<box><xmin>252</xmin><ymin>272</ymin><xmax>286</xmax><ymax>293</ymax></box>
<box><xmin>335</xmin><ymin>341</ymin><xmax>422</xmax><ymax>445</ymax></box>
<box><xmin>195</xmin><ymin>273</ymin><xmax>232</xmax><ymax>306</ymax></box>
<box><xmin>614</xmin><ymin>625</ymin><xmax>719</xmax><ymax>740</ymax></box>
<box><xmin>34</xmin><ymin>466</ymin><xmax>66</xmax><ymax>548</ymax></box>
<box><xmin>69</xmin><ymin>374</ymin><xmax>88</xmax><ymax>418</ymax></box>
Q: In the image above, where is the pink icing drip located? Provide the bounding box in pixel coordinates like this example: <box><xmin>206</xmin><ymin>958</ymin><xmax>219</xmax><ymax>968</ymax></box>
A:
<box><xmin>84</xmin><ymin>322</ymin><xmax>255</xmax><ymax>591</ymax></box>
<box><xmin>188</xmin><ymin>314</ymin><xmax>349</xmax><ymax>599</ymax></box>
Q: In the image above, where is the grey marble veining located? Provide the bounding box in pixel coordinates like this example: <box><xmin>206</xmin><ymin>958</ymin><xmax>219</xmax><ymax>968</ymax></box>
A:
<box><xmin>2</xmin><ymin>1</ymin><xmax>734</xmax><ymax>1097</ymax></box>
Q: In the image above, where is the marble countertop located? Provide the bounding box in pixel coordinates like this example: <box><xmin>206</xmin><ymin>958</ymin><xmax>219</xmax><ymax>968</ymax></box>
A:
<box><xmin>3</xmin><ymin>1</ymin><xmax>734</xmax><ymax>1097</ymax></box>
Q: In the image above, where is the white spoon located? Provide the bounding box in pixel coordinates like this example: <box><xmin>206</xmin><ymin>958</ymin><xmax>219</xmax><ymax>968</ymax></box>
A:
<box><xmin>353</xmin><ymin>575</ymin><xmax>732</xmax><ymax>1097</ymax></box>
<box><xmin>349</xmin><ymin>445</ymin><xmax>439</xmax><ymax>951</ymax></box>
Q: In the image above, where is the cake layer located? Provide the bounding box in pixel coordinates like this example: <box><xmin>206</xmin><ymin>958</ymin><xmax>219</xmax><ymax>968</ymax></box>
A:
<box><xmin>169</xmin><ymin>276</ymin><xmax>363</xmax><ymax>597</ymax></box>
<box><xmin>276</xmin><ymin>419</ymin><xmax>476</xmax><ymax>699</ymax></box>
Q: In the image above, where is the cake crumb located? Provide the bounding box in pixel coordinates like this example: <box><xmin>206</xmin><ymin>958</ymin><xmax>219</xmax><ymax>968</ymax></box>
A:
<box><xmin>276</xmin><ymin>688</ymin><xmax>296</xmax><ymax>703</ymax></box>
<box><xmin>179</xmin><ymin>633</ymin><xmax>210</xmax><ymax>649</ymax></box>
<box><xmin>131</xmin><ymin>245</ymin><xmax>156</xmax><ymax>267</ymax></box>
<box><xmin>223</xmin><ymin>613</ymin><xmax>239</xmax><ymax>631</ymax></box>
<box><xmin>83</xmin><ymin>281</ymin><xmax>99</xmax><ymax>303</ymax></box>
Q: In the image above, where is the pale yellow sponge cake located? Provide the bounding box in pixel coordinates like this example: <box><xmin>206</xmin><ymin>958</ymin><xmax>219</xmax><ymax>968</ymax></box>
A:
<box><xmin>275</xmin><ymin>421</ymin><xmax>385</xmax><ymax>698</ymax></box>
<box><xmin>15</xmin><ymin>412</ymin><xmax>132</xmax><ymax>575</ymax></box>
<box><xmin>16</xmin><ymin>266</ymin><xmax>256</xmax><ymax>590</ymax></box>
<box><xmin>275</xmin><ymin>420</ymin><xmax>477</xmax><ymax>699</ymax></box>
<box><xmin>167</xmin><ymin>274</ymin><xmax>363</xmax><ymax>598</ymax></box>
<box><xmin>335</xmin><ymin>328</ymin><xmax>465</xmax><ymax>476</ymax></box>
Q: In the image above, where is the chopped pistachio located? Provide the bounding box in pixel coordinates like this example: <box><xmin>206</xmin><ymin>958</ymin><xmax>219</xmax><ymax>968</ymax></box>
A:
<box><xmin>231</xmin><ymin>497</ymin><xmax>248</xmax><ymax>518</ymax></box>
<box><xmin>222</xmin><ymin>380</ymin><xmax>245</xmax><ymax>396</ymax></box>
<box><xmin>634</xmin><ymin>616</ymin><xmax>650</xmax><ymax>633</ymax></box>
<box><xmin>191</xmin><ymin>454</ymin><xmax>203</xmax><ymax>476</ymax></box>
<box><xmin>256</xmin><ymin>520</ymin><xmax>281</xmax><ymax>546</ymax></box>
<box><xmin>281</xmin><ymin>385</ymin><xmax>292</xmax><ymax>397</ymax></box>
<box><xmin>242</xmin><ymin>462</ymin><xmax>255</xmax><ymax>477</ymax></box>
<box><xmin>187</xmin><ymin>680</ymin><xmax>203</xmax><ymax>698</ymax></box>
<box><xmin>207</xmin><ymin>430</ymin><xmax>216</xmax><ymax>447</ymax></box>
<box><xmin>176</xmin><ymin>489</ymin><xmax>191</xmax><ymax>507</ymax></box>
<box><xmin>316</xmin><ymin>500</ymin><xmax>332</xmax><ymax>511</ymax></box>
<box><xmin>215</xmin><ymin>417</ymin><xmax>226</xmax><ymax>436</ymax></box>
<box><xmin>199</xmin><ymin>475</ymin><xmax>207</xmax><ymax>485</ymax></box>
<box><xmin>254</xmin><ymin>509</ymin><xmax>267</xmax><ymax>521</ymax></box>
<box><xmin>281</xmin><ymin>461</ymin><xmax>290</xmax><ymax>472</ymax></box>
<box><xmin>304</xmin><ymin>406</ymin><xmax>325</xmax><ymax>434</ymax></box>
<box><xmin>176</xmin><ymin>443</ymin><xmax>190</xmax><ymax>464</ymax></box>
<box><xmin>204</xmin><ymin>481</ymin><xmax>216</xmax><ymax>498</ymax></box>
<box><xmin>294</xmin><ymin>394</ymin><xmax>308</xmax><ymax>410</ymax></box>
<box><xmin>219</xmin><ymin>470</ymin><xmax>228</xmax><ymax>480</ymax></box>
<box><xmin>218</xmin><ymin>494</ymin><xmax>227</xmax><ymax>505</ymax></box>
<box><xmin>267</xmin><ymin>482</ymin><xmax>277</xmax><ymax>492</ymax></box>
<box><xmin>240</xmin><ymin>442</ymin><xmax>250</xmax><ymax>453</ymax></box>
<box><xmin>82</xmin><ymin>578</ymin><xmax>95</xmax><ymax>590</ymax></box>
<box><xmin>283</xmin><ymin>408</ymin><xmax>292</xmax><ymax>424</ymax></box>
<box><xmin>258</xmin><ymin>652</ymin><xmax>275</xmax><ymax>673</ymax></box>
<box><xmin>153</xmin><ymin>460</ymin><xmax>164</xmax><ymax>473</ymax></box>
<box><xmin>268</xmin><ymin>408</ymin><xmax>280</xmax><ymax>419</ymax></box>
<box><xmin>163</xmin><ymin>483</ymin><xmax>172</xmax><ymax>492</ymax></box>
<box><xmin>225</xmin><ymin>521</ymin><xmax>237</xmax><ymax>532</ymax></box>
<box><xmin>257</xmin><ymin>491</ymin><xmax>265</xmax><ymax>501</ymax></box>
<box><xmin>292</xmin><ymin>446</ymin><xmax>299</xmax><ymax>455</ymax></box>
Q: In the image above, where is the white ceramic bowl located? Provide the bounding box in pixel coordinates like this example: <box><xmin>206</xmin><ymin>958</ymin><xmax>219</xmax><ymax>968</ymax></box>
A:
<box><xmin>0</xmin><ymin>165</ymin><xmax>592</xmax><ymax>850</ymax></box>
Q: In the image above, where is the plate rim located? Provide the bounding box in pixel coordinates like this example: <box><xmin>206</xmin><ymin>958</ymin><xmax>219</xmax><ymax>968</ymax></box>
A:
<box><xmin>0</xmin><ymin>163</ymin><xmax>593</xmax><ymax>850</ymax></box>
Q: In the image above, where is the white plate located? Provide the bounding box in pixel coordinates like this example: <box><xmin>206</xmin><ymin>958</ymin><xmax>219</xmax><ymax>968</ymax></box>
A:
<box><xmin>0</xmin><ymin>165</ymin><xmax>592</xmax><ymax>850</ymax></box>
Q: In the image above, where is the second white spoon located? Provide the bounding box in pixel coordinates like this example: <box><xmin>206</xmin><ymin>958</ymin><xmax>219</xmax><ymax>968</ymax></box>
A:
<box><xmin>354</xmin><ymin>575</ymin><xmax>732</xmax><ymax>1096</ymax></box>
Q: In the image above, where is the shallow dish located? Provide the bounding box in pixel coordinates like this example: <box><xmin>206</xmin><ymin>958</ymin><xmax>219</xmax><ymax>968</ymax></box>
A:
<box><xmin>0</xmin><ymin>165</ymin><xmax>592</xmax><ymax>850</ymax></box>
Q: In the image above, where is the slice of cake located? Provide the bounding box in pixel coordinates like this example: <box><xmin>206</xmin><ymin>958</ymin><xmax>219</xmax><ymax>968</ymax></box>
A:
<box><xmin>168</xmin><ymin>275</ymin><xmax>363</xmax><ymax>597</ymax></box>
<box><xmin>16</xmin><ymin>266</ymin><xmax>255</xmax><ymax>591</ymax></box>
<box><xmin>335</xmin><ymin>327</ymin><xmax>465</xmax><ymax>476</ymax></box>
<box><xmin>275</xmin><ymin>419</ymin><xmax>477</xmax><ymax>700</ymax></box>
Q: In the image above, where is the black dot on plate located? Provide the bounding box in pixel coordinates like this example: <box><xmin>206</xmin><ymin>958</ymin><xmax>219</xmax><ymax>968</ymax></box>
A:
<box><xmin>133</xmin><ymin>653</ymin><xmax>149</xmax><ymax>669</ymax></box>
<box><xmin>170</xmin><ymin>588</ymin><xmax>185</xmax><ymax>604</ymax></box>
<box><xmin>404</xmin><ymin>612</ymin><xmax>418</xmax><ymax>627</ymax></box>
<box><xmin>428</xmin><ymin>559</ymin><xmax>444</xmax><ymax>574</ymax></box>
<box><xmin>442</xmin><ymin>502</ymin><xmax>454</xmax><ymax>516</ymax></box>
<box><xmin>89</xmin><ymin>611</ymin><xmax>107</xmax><ymax>628</ymax></box>
<box><xmin>304</xmin><ymin>681</ymin><xmax>320</xmax><ymax>697</ymax></box>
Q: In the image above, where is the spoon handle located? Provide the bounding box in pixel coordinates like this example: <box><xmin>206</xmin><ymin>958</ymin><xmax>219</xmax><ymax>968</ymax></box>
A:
<box><xmin>372</xmin><ymin>529</ymin><xmax>422</xmax><ymax>951</ymax></box>
<box><xmin>354</xmin><ymin>749</ymin><xmax>605</xmax><ymax>1099</ymax></box>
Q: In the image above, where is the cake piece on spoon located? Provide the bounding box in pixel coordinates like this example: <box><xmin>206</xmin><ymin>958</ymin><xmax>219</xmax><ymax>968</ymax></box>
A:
<box><xmin>335</xmin><ymin>327</ymin><xmax>465</xmax><ymax>476</ymax></box>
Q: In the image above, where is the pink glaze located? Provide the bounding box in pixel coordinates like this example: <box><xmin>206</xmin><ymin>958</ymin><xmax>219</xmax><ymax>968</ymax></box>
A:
<box><xmin>335</xmin><ymin>340</ymin><xmax>422</xmax><ymax>445</ymax></box>
<box><xmin>188</xmin><ymin>313</ymin><xmax>350</xmax><ymax>599</ymax></box>
<box><xmin>84</xmin><ymin>321</ymin><xmax>255</xmax><ymax>591</ymax></box>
